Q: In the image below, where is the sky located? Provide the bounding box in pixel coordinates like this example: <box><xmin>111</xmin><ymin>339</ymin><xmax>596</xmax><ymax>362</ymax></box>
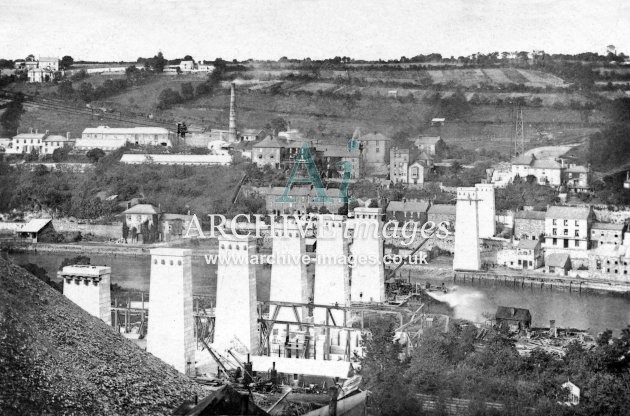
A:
<box><xmin>1</xmin><ymin>0</ymin><xmax>629</xmax><ymax>61</ymax></box>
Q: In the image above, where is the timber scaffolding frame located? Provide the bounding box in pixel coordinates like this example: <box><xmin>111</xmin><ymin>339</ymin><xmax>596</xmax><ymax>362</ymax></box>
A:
<box><xmin>110</xmin><ymin>293</ymin><xmax>216</xmax><ymax>347</ymax></box>
<box><xmin>257</xmin><ymin>300</ymin><xmax>404</xmax><ymax>361</ymax></box>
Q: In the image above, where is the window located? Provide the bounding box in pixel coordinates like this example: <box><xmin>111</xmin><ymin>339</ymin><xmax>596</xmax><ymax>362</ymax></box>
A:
<box><xmin>553</xmin><ymin>219</ymin><xmax>557</xmax><ymax>225</ymax></box>
<box><xmin>575</xmin><ymin>220</ymin><xmax>579</xmax><ymax>227</ymax></box>
<box><xmin>564</xmin><ymin>229</ymin><xmax>568</xmax><ymax>236</ymax></box>
<box><xmin>575</xmin><ymin>230</ymin><xmax>579</xmax><ymax>237</ymax></box>
<box><xmin>564</xmin><ymin>220</ymin><xmax>568</xmax><ymax>226</ymax></box>
<box><xmin>575</xmin><ymin>240</ymin><xmax>579</xmax><ymax>247</ymax></box>
<box><xmin>596</xmin><ymin>260</ymin><xmax>601</xmax><ymax>270</ymax></box>
<box><xmin>553</xmin><ymin>229</ymin><xmax>557</xmax><ymax>235</ymax></box>
<box><xmin>553</xmin><ymin>238</ymin><xmax>557</xmax><ymax>246</ymax></box>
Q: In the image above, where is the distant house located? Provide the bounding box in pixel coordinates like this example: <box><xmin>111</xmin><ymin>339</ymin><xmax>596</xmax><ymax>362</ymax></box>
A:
<box><xmin>161</xmin><ymin>214</ymin><xmax>194</xmax><ymax>242</ymax></box>
<box><xmin>359</xmin><ymin>133</ymin><xmax>392</xmax><ymax>168</ymax></box>
<box><xmin>254</xmin><ymin>186</ymin><xmax>345</xmax><ymax>215</ymax></box>
<box><xmin>16</xmin><ymin>219</ymin><xmax>54</xmax><ymax>243</ymax></box>
<box><xmin>545</xmin><ymin>253</ymin><xmax>572</xmax><ymax>275</ymax></box>
<box><xmin>587</xmin><ymin>244</ymin><xmax>630</xmax><ymax>281</ymax></box>
<box><xmin>511</xmin><ymin>153</ymin><xmax>563</xmax><ymax>186</ymax></box>
<box><xmin>563</xmin><ymin>165</ymin><xmax>591</xmax><ymax>192</ymax></box>
<box><xmin>4</xmin><ymin>131</ymin><xmax>48</xmax><ymax>154</ymax></box>
<box><xmin>386</xmin><ymin>200</ymin><xmax>430</xmax><ymax>225</ymax></box>
<box><xmin>495</xmin><ymin>306</ymin><xmax>531</xmax><ymax>331</ymax></box>
<box><xmin>413</xmin><ymin>136</ymin><xmax>445</xmax><ymax>156</ymax></box>
<box><xmin>590</xmin><ymin>222</ymin><xmax>626</xmax><ymax>248</ymax></box>
<box><xmin>240</xmin><ymin>129</ymin><xmax>266</xmax><ymax>142</ymax></box>
<box><xmin>390</xmin><ymin>147</ymin><xmax>433</xmax><ymax>185</ymax></box>
<box><xmin>514</xmin><ymin>210</ymin><xmax>546</xmax><ymax>240</ymax></box>
<box><xmin>497</xmin><ymin>239</ymin><xmax>542</xmax><ymax>270</ymax></box>
<box><xmin>318</xmin><ymin>144</ymin><xmax>361</xmax><ymax>179</ymax></box>
<box><xmin>122</xmin><ymin>204</ymin><xmax>162</xmax><ymax>242</ymax></box>
<box><xmin>544</xmin><ymin>206</ymin><xmax>593</xmax><ymax>252</ymax></box>
<box><xmin>42</xmin><ymin>134</ymin><xmax>75</xmax><ymax>155</ymax></box>
<box><xmin>252</xmin><ymin>136</ymin><xmax>312</xmax><ymax>169</ymax></box>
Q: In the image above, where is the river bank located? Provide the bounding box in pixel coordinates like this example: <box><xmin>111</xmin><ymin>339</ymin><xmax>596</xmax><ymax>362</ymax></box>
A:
<box><xmin>2</xmin><ymin>241</ymin><xmax>219</xmax><ymax>257</ymax></box>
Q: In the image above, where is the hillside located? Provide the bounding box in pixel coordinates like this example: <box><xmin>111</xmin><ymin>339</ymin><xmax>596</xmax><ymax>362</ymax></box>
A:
<box><xmin>0</xmin><ymin>256</ymin><xmax>206</xmax><ymax>415</ymax></box>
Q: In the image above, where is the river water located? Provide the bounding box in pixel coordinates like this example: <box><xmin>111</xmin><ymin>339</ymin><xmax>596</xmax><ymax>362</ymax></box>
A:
<box><xmin>8</xmin><ymin>252</ymin><xmax>630</xmax><ymax>334</ymax></box>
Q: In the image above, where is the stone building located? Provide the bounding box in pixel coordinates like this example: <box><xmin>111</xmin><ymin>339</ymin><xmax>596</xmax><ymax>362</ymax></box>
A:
<box><xmin>514</xmin><ymin>210</ymin><xmax>546</xmax><ymax>240</ymax></box>
<box><xmin>545</xmin><ymin>253</ymin><xmax>572</xmax><ymax>276</ymax></box>
<box><xmin>588</xmin><ymin>245</ymin><xmax>630</xmax><ymax>282</ymax></box>
<box><xmin>544</xmin><ymin>206</ymin><xmax>593</xmax><ymax>256</ymax></box>
<box><xmin>497</xmin><ymin>239</ymin><xmax>543</xmax><ymax>270</ymax></box>
<box><xmin>413</xmin><ymin>136</ymin><xmax>446</xmax><ymax>156</ymax></box>
<box><xmin>590</xmin><ymin>222</ymin><xmax>626</xmax><ymax>248</ymax></box>
<box><xmin>386</xmin><ymin>200</ymin><xmax>429</xmax><ymax>225</ymax></box>
<box><xmin>359</xmin><ymin>132</ymin><xmax>391</xmax><ymax>169</ymax></box>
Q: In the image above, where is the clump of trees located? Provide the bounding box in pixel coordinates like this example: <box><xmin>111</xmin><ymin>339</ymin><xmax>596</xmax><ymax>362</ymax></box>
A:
<box><xmin>362</xmin><ymin>318</ymin><xmax>630</xmax><ymax>415</ymax></box>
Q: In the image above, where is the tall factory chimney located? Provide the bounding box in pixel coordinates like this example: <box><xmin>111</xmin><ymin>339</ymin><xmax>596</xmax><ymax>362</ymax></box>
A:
<box><xmin>228</xmin><ymin>82</ymin><xmax>237</xmax><ymax>143</ymax></box>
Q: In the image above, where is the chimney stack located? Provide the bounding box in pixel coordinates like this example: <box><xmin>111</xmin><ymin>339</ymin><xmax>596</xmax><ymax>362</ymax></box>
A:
<box><xmin>228</xmin><ymin>82</ymin><xmax>237</xmax><ymax>143</ymax></box>
<box><xmin>66</xmin><ymin>132</ymin><xmax>70</xmax><ymax>140</ymax></box>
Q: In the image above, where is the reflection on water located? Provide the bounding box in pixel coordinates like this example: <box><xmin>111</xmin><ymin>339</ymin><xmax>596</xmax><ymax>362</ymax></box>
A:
<box><xmin>7</xmin><ymin>252</ymin><xmax>630</xmax><ymax>334</ymax></box>
<box><xmin>426</xmin><ymin>283</ymin><xmax>630</xmax><ymax>334</ymax></box>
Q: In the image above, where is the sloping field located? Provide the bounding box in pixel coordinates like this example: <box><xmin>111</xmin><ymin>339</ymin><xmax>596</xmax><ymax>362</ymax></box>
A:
<box><xmin>0</xmin><ymin>256</ymin><xmax>206</xmax><ymax>415</ymax></box>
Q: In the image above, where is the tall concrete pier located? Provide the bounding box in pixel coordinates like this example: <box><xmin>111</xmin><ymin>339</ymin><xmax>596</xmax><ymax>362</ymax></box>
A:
<box><xmin>453</xmin><ymin>188</ymin><xmax>481</xmax><ymax>271</ymax></box>
<box><xmin>147</xmin><ymin>248</ymin><xmax>195</xmax><ymax>376</ymax></box>
<box><xmin>60</xmin><ymin>265</ymin><xmax>111</xmax><ymax>324</ymax></box>
<box><xmin>314</xmin><ymin>214</ymin><xmax>349</xmax><ymax>323</ymax></box>
<box><xmin>475</xmin><ymin>183</ymin><xmax>495</xmax><ymax>238</ymax></box>
<box><xmin>350</xmin><ymin>207</ymin><xmax>385</xmax><ymax>303</ymax></box>
<box><xmin>228</xmin><ymin>82</ymin><xmax>237</xmax><ymax>143</ymax></box>
<box><xmin>213</xmin><ymin>234</ymin><xmax>259</xmax><ymax>354</ymax></box>
<box><xmin>269</xmin><ymin>221</ymin><xmax>308</xmax><ymax>321</ymax></box>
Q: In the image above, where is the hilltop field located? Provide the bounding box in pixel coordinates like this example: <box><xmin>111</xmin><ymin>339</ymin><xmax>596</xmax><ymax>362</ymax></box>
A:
<box><xmin>8</xmin><ymin>63</ymin><xmax>613</xmax><ymax>156</ymax></box>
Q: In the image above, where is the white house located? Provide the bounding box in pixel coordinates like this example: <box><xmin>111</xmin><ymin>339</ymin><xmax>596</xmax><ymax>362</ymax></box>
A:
<box><xmin>119</xmin><ymin>153</ymin><xmax>232</xmax><ymax>166</ymax></box>
<box><xmin>41</xmin><ymin>134</ymin><xmax>75</xmax><ymax>155</ymax></box>
<box><xmin>511</xmin><ymin>153</ymin><xmax>563</xmax><ymax>186</ymax></box>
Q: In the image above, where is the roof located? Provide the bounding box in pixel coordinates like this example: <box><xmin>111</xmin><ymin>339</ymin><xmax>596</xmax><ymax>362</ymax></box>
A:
<box><xmin>321</xmin><ymin>145</ymin><xmax>358</xmax><ymax>158</ymax></box>
<box><xmin>19</xmin><ymin>218</ymin><xmax>51</xmax><ymax>233</ymax></box>
<box><xmin>162</xmin><ymin>213</ymin><xmax>194</xmax><ymax>221</ymax></box>
<box><xmin>427</xmin><ymin>204</ymin><xmax>456</xmax><ymax>216</ymax></box>
<box><xmin>416</xmin><ymin>151</ymin><xmax>433</xmax><ymax>161</ymax></box>
<box><xmin>546</xmin><ymin>206</ymin><xmax>591</xmax><ymax>220</ymax></box>
<box><xmin>590</xmin><ymin>244</ymin><xmax>630</xmax><ymax>259</ymax></box>
<box><xmin>546</xmin><ymin>253</ymin><xmax>571</xmax><ymax>268</ymax></box>
<box><xmin>38</xmin><ymin>56</ymin><xmax>59</xmax><ymax>62</ymax></box>
<box><xmin>495</xmin><ymin>306</ymin><xmax>531</xmax><ymax>321</ymax></box>
<box><xmin>122</xmin><ymin>204</ymin><xmax>161</xmax><ymax>215</ymax></box>
<box><xmin>261</xmin><ymin>186</ymin><xmax>342</xmax><ymax>199</ymax></box>
<box><xmin>386</xmin><ymin>200</ymin><xmax>430</xmax><ymax>213</ymax></box>
<box><xmin>514</xmin><ymin>210</ymin><xmax>546</xmax><ymax>221</ymax></box>
<box><xmin>13</xmin><ymin>133</ymin><xmax>47</xmax><ymax>140</ymax></box>
<box><xmin>253</xmin><ymin>135</ymin><xmax>308</xmax><ymax>149</ymax></box>
<box><xmin>241</xmin><ymin>128</ymin><xmax>264</xmax><ymax>135</ymax></box>
<box><xmin>82</xmin><ymin>126</ymin><xmax>170</xmax><ymax>135</ymax></box>
<box><xmin>512</xmin><ymin>153</ymin><xmax>535</xmax><ymax>165</ymax></box>
<box><xmin>431</xmin><ymin>118</ymin><xmax>446</xmax><ymax>122</ymax></box>
<box><xmin>59</xmin><ymin>265</ymin><xmax>111</xmax><ymax>277</ymax></box>
<box><xmin>518</xmin><ymin>239</ymin><xmax>540</xmax><ymax>250</ymax></box>
<box><xmin>414</xmin><ymin>136</ymin><xmax>443</xmax><ymax>146</ymax></box>
<box><xmin>360</xmin><ymin>132</ymin><xmax>391</xmax><ymax>142</ymax></box>
<box><xmin>532</xmin><ymin>159</ymin><xmax>562</xmax><ymax>169</ymax></box>
<box><xmin>44</xmin><ymin>135</ymin><xmax>73</xmax><ymax>142</ymax></box>
<box><xmin>592</xmin><ymin>222</ymin><xmax>625</xmax><ymax>231</ymax></box>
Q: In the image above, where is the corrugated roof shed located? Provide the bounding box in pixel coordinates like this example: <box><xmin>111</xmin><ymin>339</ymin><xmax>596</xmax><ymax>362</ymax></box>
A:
<box><xmin>19</xmin><ymin>218</ymin><xmax>51</xmax><ymax>233</ymax></box>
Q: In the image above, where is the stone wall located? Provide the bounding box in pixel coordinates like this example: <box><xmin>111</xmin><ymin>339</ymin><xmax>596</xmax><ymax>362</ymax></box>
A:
<box><xmin>593</xmin><ymin>207</ymin><xmax>630</xmax><ymax>224</ymax></box>
<box><xmin>514</xmin><ymin>219</ymin><xmax>545</xmax><ymax>240</ymax></box>
<box><xmin>52</xmin><ymin>220</ymin><xmax>122</xmax><ymax>239</ymax></box>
